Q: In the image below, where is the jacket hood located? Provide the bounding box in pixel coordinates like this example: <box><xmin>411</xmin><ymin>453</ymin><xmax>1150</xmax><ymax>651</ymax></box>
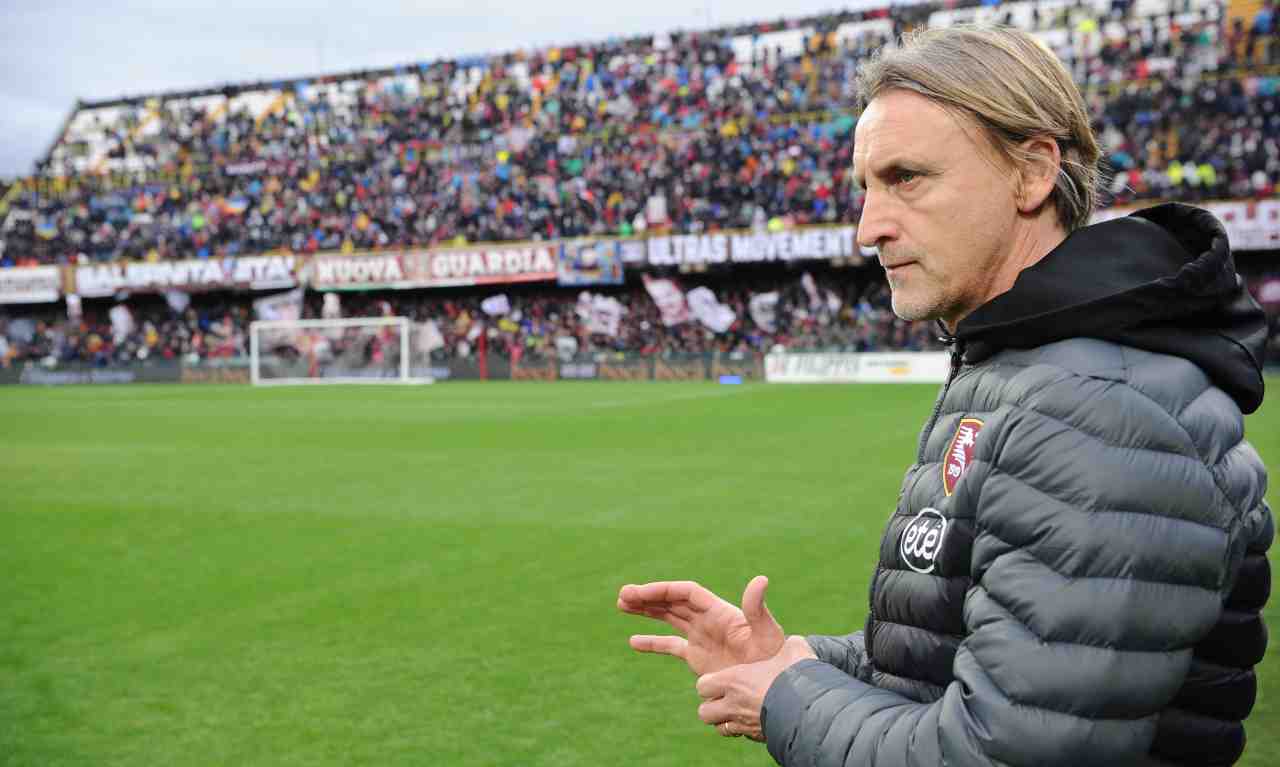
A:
<box><xmin>956</xmin><ymin>203</ymin><xmax>1268</xmax><ymax>413</ymax></box>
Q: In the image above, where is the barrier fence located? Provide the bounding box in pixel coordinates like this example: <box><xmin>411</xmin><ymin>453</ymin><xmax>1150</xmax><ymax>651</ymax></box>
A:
<box><xmin>6</xmin><ymin>350</ymin><xmax>1276</xmax><ymax>386</ymax></box>
<box><xmin>0</xmin><ymin>351</ymin><xmax>971</xmax><ymax>386</ymax></box>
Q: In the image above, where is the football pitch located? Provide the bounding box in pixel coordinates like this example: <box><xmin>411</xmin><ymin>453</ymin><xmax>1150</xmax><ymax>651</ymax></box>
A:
<box><xmin>2</xmin><ymin>381</ymin><xmax>1278</xmax><ymax>766</ymax></box>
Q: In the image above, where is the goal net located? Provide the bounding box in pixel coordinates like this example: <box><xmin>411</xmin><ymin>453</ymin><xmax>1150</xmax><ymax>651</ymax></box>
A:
<box><xmin>249</xmin><ymin>317</ymin><xmax>433</xmax><ymax>385</ymax></box>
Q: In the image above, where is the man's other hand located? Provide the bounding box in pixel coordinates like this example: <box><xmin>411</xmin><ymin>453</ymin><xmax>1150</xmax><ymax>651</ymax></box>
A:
<box><xmin>617</xmin><ymin>576</ymin><xmax>785</xmax><ymax>676</ymax></box>
<box><xmin>696</xmin><ymin>635</ymin><xmax>818</xmax><ymax>742</ymax></box>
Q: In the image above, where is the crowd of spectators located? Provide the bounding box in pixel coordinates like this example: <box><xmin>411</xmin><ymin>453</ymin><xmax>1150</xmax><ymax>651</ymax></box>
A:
<box><xmin>3</xmin><ymin>0</ymin><xmax>1279</xmax><ymax>267</ymax></box>
<box><xmin>0</xmin><ymin>269</ymin><xmax>941</xmax><ymax>368</ymax></box>
<box><xmin>0</xmin><ymin>0</ymin><xmax>1275</xmax><ymax>369</ymax></box>
<box><xmin>7</xmin><ymin>267</ymin><xmax>1273</xmax><ymax>370</ymax></box>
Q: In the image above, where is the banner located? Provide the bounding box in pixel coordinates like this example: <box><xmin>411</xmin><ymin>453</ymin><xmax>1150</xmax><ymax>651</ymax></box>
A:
<box><xmin>646</xmin><ymin>226</ymin><xmax>858</xmax><ymax>266</ymax></box>
<box><xmin>727</xmin><ymin>227</ymin><xmax>857</xmax><ymax>263</ymax></box>
<box><xmin>0</xmin><ymin>352</ymin><xmax>785</xmax><ymax>385</ymax></box>
<box><xmin>558</xmin><ymin>239</ymin><xmax>625</xmax><ymax>286</ymax></box>
<box><xmin>13</xmin><ymin>361</ymin><xmax>183</xmax><ymax>385</ymax></box>
<box><xmin>1205</xmin><ymin>201</ymin><xmax>1280</xmax><ymax>251</ymax></box>
<box><xmin>312</xmin><ymin>246</ymin><xmax>558</xmax><ymax>290</ymax></box>
<box><xmin>642</xmin><ymin>274</ymin><xmax>690</xmax><ymax>326</ymax></box>
<box><xmin>558</xmin><ymin>362</ymin><xmax>599</xmax><ymax>379</ymax></box>
<box><xmin>648</xmin><ymin>233</ymin><xmax>729</xmax><ymax>267</ymax></box>
<box><xmin>73</xmin><ymin>255</ymin><xmax>299</xmax><ymax>297</ymax></box>
<box><xmin>765</xmin><ymin>352</ymin><xmax>951</xmax><ymax>383</ymax></box>
<box><xmin>686</xmin><ymin>286</ymin><xmax>736</xmax><ymax>333</ymax></box>
<box><xmin>310</xmin><ymin>253</ymin><xmax>409</xmax><ymax>290</ymax></box>
<box><xmin>1092</xmin><ymin>200</ymin><xmax>1280</xmax><ymax>251</ymax></box>
<box><xmin>254</xmin><ymin>288</ymin><xmax>304</xmax><ymax>321</ymax></box>
<box><xmin>1257</xmin><ymin>278</ymin><xmax>1280</xmax><ymax>306</ymax></box>
<box><xmin>406</xmin><ymin>245</ymin><xmax>557</xmax><ymax>286</ymax></box>
<box><xmin>856</xmin><ymin>352</ymin><xmax>951</xmax><ymax>383</ymax></box>
<box><xmin>0</xmin><ymin>266</ymin><xmax>60</xmax><ymax>304</ymax></box>
<box><xmin>766</xmin><ymin>352</ymin><xmax>862</xmax><ymax>383</ymax></box>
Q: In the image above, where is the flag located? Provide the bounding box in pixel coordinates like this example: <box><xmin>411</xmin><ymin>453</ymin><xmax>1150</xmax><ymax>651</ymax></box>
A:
<box><xmin>686</xmin><ymin>286</ymin><xmax>736</xmax><ymax>334</ymax></box>
<box><xmin>645</xmin><ymin>193</ymin><xmax>669</xmax><ymax>224</ymax></box>
<box><xmin>417</xmin><ymin>320</ymin><xmax>445</xmax><ymax>352</ymax></box>
<box><xmin>749</xmin><ymin>291</ymin><xmax>779</xmax><ymax>332</ymax></box>
<box><xmin>254</xmin><ymin>288</ymin><xmax>304</xmax><ymax>321</ymax></box>
<box><xmin>577</xmin><ymin>292</ymin><xmax>626</xmax><ymax>337</ymax></box>
<box><xmin>164</xmin><ymin>290</ymin><xmax>191</xmax><ymax>314</ymax></box>
<box><xmin>642</xmin><ymin>274</ymin><xmax>689</xmax><ymax>327</ymax></box>
<box><xmin>481</xmin><ymin>294</ymin><xmax>511</xmax><ymax>316</ymax></box>
<box><xmin>825</xmin><ymin>289</ymin><xmax>842</xmax><ymax>314</ymax></box>
<box><xmin>109</xmin><ymin>304</ymin><xmax>134</xmax><ymax>344</ymax></box>
<box><xmin>322</xmin><ymin>292</ymin><xmax>342</xmax><ymax>319</ymax></box>
<box><xmin>800</xmin><ymin>272</ymin><xmax>822</xmax><ymax>310</ymax></box>
<box><xmin>575</xmin><ymin>291</ymin><xmax>594</xmax><ymax>321</ymax></box>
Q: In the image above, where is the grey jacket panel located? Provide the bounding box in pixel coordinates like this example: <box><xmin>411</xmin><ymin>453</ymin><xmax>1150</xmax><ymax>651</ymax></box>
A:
<box><xmin>762</xmin><ymin>339</ymin><xmax>1272</xmax><ymax>766</ymax></box>
<box><xmin>805</xmin><ymin>632</ymin><xmax>869</xmax><ymax>681</ymax></box>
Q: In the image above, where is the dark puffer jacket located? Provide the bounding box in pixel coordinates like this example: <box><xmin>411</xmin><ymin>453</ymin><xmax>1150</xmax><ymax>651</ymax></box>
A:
<box><xmin>761</xmin><ymin>204</ymin><xmax>1273</xmax><ymax>766</ymax></box>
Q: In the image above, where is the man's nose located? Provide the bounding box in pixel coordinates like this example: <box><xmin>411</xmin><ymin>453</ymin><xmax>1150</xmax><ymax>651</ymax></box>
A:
<box><xmin>855</xmin><ymin>190</ymin><xmax>896</xmax><ymax>250</ymax></box>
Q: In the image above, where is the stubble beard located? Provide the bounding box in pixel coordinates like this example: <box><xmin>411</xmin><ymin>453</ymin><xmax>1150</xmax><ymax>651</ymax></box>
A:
<box><xmin>889</xmin><ymin>288</ymin><xmax>940</xmax><ymax>322</ymax></box>
<box><xmin>882</xmin><ymin>248</ymin><xmax>946</xmax><ymax>322</ymax></box>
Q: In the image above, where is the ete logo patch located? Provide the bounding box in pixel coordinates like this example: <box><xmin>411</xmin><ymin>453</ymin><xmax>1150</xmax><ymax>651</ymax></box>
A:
<box><xmin>900</xmin><ymin>508</ymin><xmax>949</xmax><ymax>574</ymax></box>
<box><xmin>942</xmin><ymin>417</ymin><xmax>984</xmax><ymax>496</ymax></box>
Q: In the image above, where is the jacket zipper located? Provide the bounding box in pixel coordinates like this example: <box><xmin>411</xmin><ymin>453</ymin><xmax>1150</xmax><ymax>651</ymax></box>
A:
<box><xmin>867</xmin><ymin>330</ymin><xmax>965</xmax><ymax>662</ymax></box>
<box><xmin>916</xmin><ymin>333</ymin><xmax>965</xmax><ymax>463</ymax></box>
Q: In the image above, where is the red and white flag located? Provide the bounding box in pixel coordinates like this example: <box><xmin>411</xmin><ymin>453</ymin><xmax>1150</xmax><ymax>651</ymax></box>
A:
<box><xmin>642</xmin><ymin>274</ymin><xmax>689</xmax><ymax>327</ymax></box>
<box><xmin>687</xmin><ymin>286</ymin><xmax>736</xmax><ymax>334</ymax></box>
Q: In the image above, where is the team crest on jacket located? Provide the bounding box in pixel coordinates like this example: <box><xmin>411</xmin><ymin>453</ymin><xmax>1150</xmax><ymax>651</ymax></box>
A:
<box><xmin>900</xmin><ymin>507</ymin><xmax>948</xmax><ymax>574</ymax></box>
<box><xmin>942</xmin><ymin>417</ymin><xmax>984</xmax><ymax>496</ymax></box>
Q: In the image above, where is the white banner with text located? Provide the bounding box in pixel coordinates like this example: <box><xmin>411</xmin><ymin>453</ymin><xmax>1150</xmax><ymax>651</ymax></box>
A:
<box><xmin>765</xmin><ymin>352</ymin><xmax>951</xmax><ymax>384</ymax></box>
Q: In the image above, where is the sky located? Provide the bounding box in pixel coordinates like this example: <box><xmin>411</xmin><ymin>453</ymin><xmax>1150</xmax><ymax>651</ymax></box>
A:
<box><xmin>0</xmin><ymin>0</ymin><xmax>859</xmax><ymax>180</ymax></box>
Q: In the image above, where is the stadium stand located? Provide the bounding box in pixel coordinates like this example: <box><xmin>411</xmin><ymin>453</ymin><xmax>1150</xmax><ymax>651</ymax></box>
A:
<box><xmin>0</xmin><ymin>0</ymin><xmax>1277</xmax><ymax>370</ymax></box>
<box><xmin>0</xmin><ymin>267</ymin><xmax>938</xmax><ymax>368</ymax></box>
<box><xmin>4</xmin><ymin>0</ymin><xmax>1278</xmax><ymax>265</ymax></box>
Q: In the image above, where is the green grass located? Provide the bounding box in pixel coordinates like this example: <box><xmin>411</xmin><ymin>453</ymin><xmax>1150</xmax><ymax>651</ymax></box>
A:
<box><xmin>0</xmin><ymin>381</ymin><xmax>1276</xmax><ymax>766</ymax></box>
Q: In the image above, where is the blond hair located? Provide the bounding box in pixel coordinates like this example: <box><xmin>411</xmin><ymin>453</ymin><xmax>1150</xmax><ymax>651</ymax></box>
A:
<box><xmin>857</xmin><ymin>25</ymin><xmax>1101</xmax><ymax>232</ymax></box>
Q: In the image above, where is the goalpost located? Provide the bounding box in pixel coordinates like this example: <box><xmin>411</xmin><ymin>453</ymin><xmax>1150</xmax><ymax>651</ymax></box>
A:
<box><xmin>249</xmin><ymin>317</ymin><xmax>433</xmax><ymax>386</ymax></box>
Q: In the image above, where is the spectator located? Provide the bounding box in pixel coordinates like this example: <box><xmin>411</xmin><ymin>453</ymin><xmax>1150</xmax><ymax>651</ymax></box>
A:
<box><xmin>1</xmin><ymin>0</ymin><xmax>1274</xmax><ymax>266</ymax></box>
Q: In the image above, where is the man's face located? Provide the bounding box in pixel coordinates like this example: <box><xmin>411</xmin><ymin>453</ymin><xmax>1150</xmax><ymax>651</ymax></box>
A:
<box><xmin>853</xmin><ymin>90</ymin><xmax>1023</xmax><ymax>328</ymax></box>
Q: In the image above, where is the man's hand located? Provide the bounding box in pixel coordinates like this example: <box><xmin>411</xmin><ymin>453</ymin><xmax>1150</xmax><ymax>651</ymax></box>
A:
<box><xmin>696</xmin><ymin>635</ymin><xmax>818</xmax><ymax>742</ymax></box>
<box><xmin>617</xmin><ymin>576</ymin><xmax>785</xmax><ymax>676</ymax></box>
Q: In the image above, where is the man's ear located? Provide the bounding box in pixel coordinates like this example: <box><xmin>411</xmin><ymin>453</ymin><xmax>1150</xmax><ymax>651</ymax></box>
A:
<box><xmin>1015</xmin><ymin>136</ymin><xmax>1062</xmax><ymax>214</ymax></box>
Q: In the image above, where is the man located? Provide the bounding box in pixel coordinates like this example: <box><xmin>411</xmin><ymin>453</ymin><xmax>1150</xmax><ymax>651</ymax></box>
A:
<box><xmin>618</xmin><ymin>26</ymin><xmax>1273</xmax><ymax>766</ymax></box>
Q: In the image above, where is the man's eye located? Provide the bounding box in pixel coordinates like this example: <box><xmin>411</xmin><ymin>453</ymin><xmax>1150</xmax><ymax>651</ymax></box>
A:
<box><xmin>894</xmin><ymin>170</ymin><xmax>919</xmax><ymax>185</ymax></box>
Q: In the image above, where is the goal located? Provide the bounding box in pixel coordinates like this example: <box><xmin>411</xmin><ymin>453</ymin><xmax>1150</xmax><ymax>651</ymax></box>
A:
<box><xmin>249</xmin><ymin>317</ymin><xmax>433</xmax><ymax>385</ymax></box>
